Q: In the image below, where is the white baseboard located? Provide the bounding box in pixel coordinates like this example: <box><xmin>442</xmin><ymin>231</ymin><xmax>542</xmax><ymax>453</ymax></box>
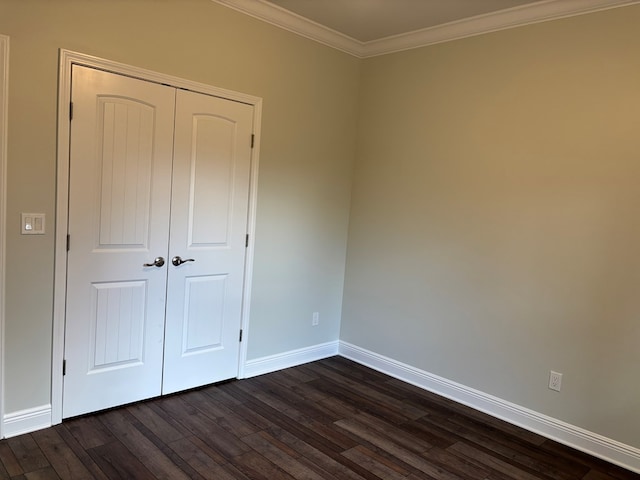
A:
<box><xmin>3</xmin><ymin>405</ymin><xmax>52</xmax><ymax>438</ymax></box>
<box><xmin>338</xmin><ymin>341</ymin><xmax>640</xmax><ymax>474</ymax></box>
<box><xmin>3</xmin><ymin>342</ymin><xmax>638</xmax><ymax>475</ymax></box>
<box><xmin>243</xmin><ymin>341</ymin><xmax>339</xmax><ymax>378</ymax></box>
<box><xmin>0</xmin><ymin>342</ymin><xmax>339</xmax><ymax>438</ymax></box>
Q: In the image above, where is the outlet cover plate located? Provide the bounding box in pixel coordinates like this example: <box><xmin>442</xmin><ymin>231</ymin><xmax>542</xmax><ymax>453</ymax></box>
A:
<box><xmin>21</xmin><ymin>213</ymin><xmax>46</xmax><ymax>235</ymax></box>
<box><xmin>549</xmin><ymin>371</ymin><xmax>562</xmax><ymax>392</ymax></box>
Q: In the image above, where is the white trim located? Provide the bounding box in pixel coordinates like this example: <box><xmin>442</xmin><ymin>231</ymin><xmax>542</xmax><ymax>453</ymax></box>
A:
<box><xmin>53</xmin><ymin>49</ymin><xmax>262</xmax><ymax>425</ymax></box>
<box><xmin>212</xmin><ymin>0</ymin><xmax>359</xmax><ymax>56</ymax></box>
<box><xmin>3</xmin><ymin>405</ymin><xmax>52</xmax><ymax>439</ymax></box>
<box><xmin>242</xmin><ymin>341</ymin><xmax>339</xmax><ymax>378</ymax></box>
<box><xmin>339</xmin><ymin>341</ymin><xmax>640</xmax><ymax>474</ymax></box>
<box><xmin>0</xmin><ymin>34</ymin><xmax>9</xmax><ymax>439</ymax></box>
<box><xmin>212</xmin><ymin>0</ymin><xmax>640</xmax><ymax>58</ymax></box>
<box><xmin>363</xmin><ymin>0</ymin><xmax>640</xmax><ymax>57</ymax></box>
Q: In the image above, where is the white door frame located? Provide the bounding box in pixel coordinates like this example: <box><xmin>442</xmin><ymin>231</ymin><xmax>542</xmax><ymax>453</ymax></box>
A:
<box><xmin>0</xmin><ymin>34</ymin><xmax>9</xmax><ymax>438</ymax></box>
<box><xmin>52</xmin><ymin>50</ymin><xmax>262</xmax><ymax>424</ymax></box>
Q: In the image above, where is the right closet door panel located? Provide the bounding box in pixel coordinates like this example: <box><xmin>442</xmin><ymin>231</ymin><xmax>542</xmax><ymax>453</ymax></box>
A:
<box><xmin>162</xmin><ymin>89</ymin><xmax>254</xmax><ymax>395</ymax></box>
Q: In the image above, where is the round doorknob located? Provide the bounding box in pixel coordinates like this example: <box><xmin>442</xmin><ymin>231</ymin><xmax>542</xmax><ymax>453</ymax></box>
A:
<box><xmin>143</xmin><ymin>257</ymin><xmax>165</xmax><ymax>267</ymax></box>
<box><xmin>172</xmin><ymin>256</ymin><xmax>195</xmax><ymax>266</ymax></box>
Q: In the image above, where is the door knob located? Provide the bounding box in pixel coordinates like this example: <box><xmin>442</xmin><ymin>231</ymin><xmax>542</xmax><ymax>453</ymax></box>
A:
<box><xmin>143</xmin><ymin>257</ymin><xmax>165</xmax><ymax>267</ymax></box>
<box><xmin>172</xmin><ymin>256</ymin><xmax>195</xmax><ymax>266</ymax></box>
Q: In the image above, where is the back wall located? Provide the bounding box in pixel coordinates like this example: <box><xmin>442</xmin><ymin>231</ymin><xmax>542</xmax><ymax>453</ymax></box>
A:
<box><xmin>342</xmin><ymin>4</ymin><xmax>640</xmax><ymax>449</ymax></box>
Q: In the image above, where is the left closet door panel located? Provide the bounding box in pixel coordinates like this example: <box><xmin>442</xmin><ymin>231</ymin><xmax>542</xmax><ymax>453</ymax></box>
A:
<box><xmin>63</xmin><ymin>66</ymin><xmax>175</xmax><ymax>418</ymax></box>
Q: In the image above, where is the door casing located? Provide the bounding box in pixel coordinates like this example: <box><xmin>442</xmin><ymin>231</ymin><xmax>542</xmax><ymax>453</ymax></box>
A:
<box><xmin>0</xmin><ymin>34</ymin><xmax>9</xmax><ymax>438</ymax></box>
<box><xmin>53</xmin><ymin>49</ymin><xmax>262</xmax><ymax>425</ymax></box>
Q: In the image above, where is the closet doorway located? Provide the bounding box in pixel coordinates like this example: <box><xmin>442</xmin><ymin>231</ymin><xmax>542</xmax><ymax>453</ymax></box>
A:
<box><xmin>53</xmin><ymin>52</ymin><xmax>261</xmax><ymax>421</ymax></box>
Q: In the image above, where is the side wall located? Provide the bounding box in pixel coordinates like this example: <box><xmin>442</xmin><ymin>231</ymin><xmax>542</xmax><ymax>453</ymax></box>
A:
<box><xmin>0</xmin><ymin>0</ymin><xmax>359</xmax><ymax>414</ymax></box>
<box><xmin>342</xmin><ymin>5</ymin><xmax>640</xmax><ymax>450</ymax></box>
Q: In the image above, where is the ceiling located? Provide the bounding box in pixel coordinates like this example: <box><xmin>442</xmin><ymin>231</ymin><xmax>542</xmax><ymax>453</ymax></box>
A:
<box><xmin>212</xmin><ymin>0</ymin><xmax>639</xmax><ymax>57</ymax></box>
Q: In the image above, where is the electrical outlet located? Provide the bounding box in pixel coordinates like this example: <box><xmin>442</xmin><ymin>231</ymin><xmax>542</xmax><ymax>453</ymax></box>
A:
<box><xmin>549</xmin><ymin>371</ymin><xmax>562</xmax><ymax>392</ymax></box>
<box><xmin>312</xmin><ymin>312</ymin><xmax>319</xmax><ymax>326</ymax></box>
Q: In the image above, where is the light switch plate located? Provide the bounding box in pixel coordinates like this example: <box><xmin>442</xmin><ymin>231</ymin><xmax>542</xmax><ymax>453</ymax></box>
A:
<box><xmin>21</xmin><ymin>213</ymin><xmax>46</xmax><ymax>235</ymax></box>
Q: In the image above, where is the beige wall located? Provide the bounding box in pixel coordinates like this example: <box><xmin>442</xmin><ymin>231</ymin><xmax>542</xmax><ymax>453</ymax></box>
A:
<box><xmin>0</xmin><ymin>0</ymin><xmax>359</xmax><ymax>412</ymax></box>
<box><xmin>341</xmin><ymin>5</ymin><xmax>640</xmax><ymax>448</ymax></box>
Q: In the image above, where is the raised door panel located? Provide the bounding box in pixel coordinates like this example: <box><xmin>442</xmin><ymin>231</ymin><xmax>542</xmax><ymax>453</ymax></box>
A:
<box><xmin>189</xmin><ymin>114</ymin><xmax>235</xmax><ymax>246</ymax></box>
<box><xmin>90</xmin><ymin>281</ymin><xmax>146</xmax><ymax>368</ymax></box>
<box><xmin>97</xmin><ymin>99</ymin><xmax>155</xmax><ymax>247</ymax></box>
<box><xmin>182</xmin><ymin>275</ymin><xmax>227</xmax><ymax>353</ymax></box>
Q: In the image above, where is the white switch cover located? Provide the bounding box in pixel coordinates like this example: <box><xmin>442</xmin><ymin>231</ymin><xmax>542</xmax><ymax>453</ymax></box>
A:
<box><xmin>21</xmin><ymin>213</ymin><xmax>46</xmax><ymax>234</ymax></box>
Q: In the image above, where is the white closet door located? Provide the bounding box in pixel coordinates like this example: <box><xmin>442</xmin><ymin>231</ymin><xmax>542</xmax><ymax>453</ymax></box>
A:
<box><xmin>162</xmin><ymin>89</ymin><xmax>253</xmax><ymax>394</ymax></box>
<box><xmin>63</xmin><ymin>66</ymin><xmax>175</xmax><ymax>418</ymax></box>
<box><xmin>63</xmin><ymin>66</ymin><xmax>254</xmax><ymax>418</ymax></box>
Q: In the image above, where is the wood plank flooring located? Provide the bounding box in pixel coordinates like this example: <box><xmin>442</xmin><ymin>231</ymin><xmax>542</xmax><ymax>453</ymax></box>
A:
<box><xmin>0</xmin><ymin>357</ymin><xmax>637</xmax><ymax>479</ymax></box>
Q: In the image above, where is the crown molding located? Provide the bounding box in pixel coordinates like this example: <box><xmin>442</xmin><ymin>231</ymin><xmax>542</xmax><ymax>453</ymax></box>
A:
<box><xmin>212</xmin><ymin>0</ymin><xmax>640</xmax><ymax>58</ymax></box>
<box><xmin>212</xmin><ymin>0</ymin><xmax>363</xmax><ymax>56</ymax></box>
<box><xmin>363</xmin><ymin>0</ymin><xmax>640</xmax><ymax>57</ymax></box>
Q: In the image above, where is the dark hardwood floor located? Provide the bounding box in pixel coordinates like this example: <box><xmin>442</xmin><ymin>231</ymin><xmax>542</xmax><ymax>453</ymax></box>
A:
<box><xmin>0</xmin><ymin>357</ymin><xmax>637</xmax><ymax>479</ymax></box>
